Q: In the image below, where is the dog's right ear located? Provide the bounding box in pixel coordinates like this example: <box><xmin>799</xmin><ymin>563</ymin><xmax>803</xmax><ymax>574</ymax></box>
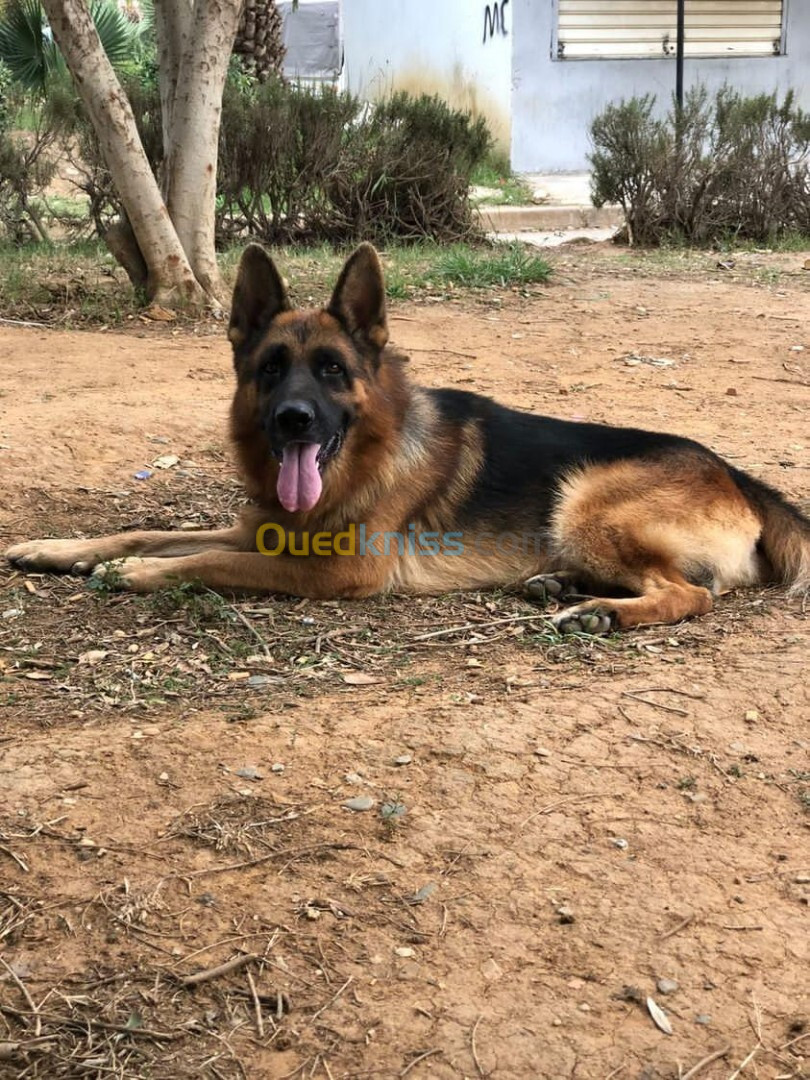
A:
<box><xmin>228</xmin><ymin>245</ymin><xmax>291</xmax><ymax>354</ymax></box>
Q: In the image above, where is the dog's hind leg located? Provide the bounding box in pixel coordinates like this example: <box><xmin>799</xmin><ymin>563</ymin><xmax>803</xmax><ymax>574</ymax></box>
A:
<box><xmin>551</xmin><ymin>569</ymin><xmax>713</xmax><ymax>635</ymax></box>
<box><xmin>532</xmin><ymin>454</ymin><xmax>763</xmax><ymax>634</ymax></box>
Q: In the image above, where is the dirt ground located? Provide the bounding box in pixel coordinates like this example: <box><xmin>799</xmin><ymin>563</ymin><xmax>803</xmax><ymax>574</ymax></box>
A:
<box><xmin>1</xmin><ymin>246</ymin><xmax>808</xmax><ymax>1080</ymax></box>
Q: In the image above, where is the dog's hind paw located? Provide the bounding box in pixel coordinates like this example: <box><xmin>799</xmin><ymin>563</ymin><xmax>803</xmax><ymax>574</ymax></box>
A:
<box><xmin>551</xmin><ymin>606</ymin><xmax>615</xmax><ymax>637</ymax></box>
<box><xmin>525</xmin><ymin>571</ymin><xmax>583</xmax><ymax>606</ymax></box>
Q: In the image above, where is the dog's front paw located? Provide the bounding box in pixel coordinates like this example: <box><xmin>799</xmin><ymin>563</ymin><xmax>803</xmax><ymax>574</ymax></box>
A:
<box><xmin>91</xmin><ymin>558</ymin><xmax>172</xmax><ymax>593</ymax></box>
<box><xmin>6</xmin><ymin>538</ymin><xmax>97</xmax><ymax>575</ymax></box>
<box><xmin>551</xmin><ymin>605</ymin><xmax>615</xmax><ymax>637</ymax></box>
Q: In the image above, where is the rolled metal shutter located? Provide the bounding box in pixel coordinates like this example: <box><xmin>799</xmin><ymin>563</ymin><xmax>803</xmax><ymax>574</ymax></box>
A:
<box><xmin>557</xmin><ymin>1</ymin><xmax>784</xmax><ymax>59</ymax></box>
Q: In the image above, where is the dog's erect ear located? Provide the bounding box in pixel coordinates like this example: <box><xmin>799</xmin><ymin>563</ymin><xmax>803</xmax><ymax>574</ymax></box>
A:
<box><xmin>228</xmin><ymin>244</ymin><xmax>291</xmax><ymax>352</ymax></box>
<box><xmin>327</xmin><ymin>243</ymin><xmax>389</xmax><ymax>352</ymax></box>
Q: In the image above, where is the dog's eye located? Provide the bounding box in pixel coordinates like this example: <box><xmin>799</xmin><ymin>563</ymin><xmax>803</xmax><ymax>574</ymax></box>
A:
<box><xmin>258</xmin><ymin>347</ymin><xmax>287</xmax><ymax>381</ymax></box>
<box><xmin>322</xmin><ymin>359</ymin><xmax>344</xmax><ymax>377</ymax></box>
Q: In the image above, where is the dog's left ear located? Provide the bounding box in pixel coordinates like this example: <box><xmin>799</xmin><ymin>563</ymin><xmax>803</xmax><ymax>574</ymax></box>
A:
<box><xmin>327</xmin><ymin>243</ymin><xmax>389</xmax><ymax>352</ymax></box>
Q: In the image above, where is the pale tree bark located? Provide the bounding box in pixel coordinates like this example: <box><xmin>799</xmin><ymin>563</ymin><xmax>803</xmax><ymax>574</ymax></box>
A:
<box><xmin>159</xmin><ymin>0</ymin><xmax>245</xmax><ymax>298</ymax></box>
<box><xmin>153</xmin><ymin>0</ymin><xmax>193</xmax><ymax>176</ymax></box>
<box><xmin>41</xmin><ymin>0</ymin><xmax>208</xmax><ymax>309</ymax></box>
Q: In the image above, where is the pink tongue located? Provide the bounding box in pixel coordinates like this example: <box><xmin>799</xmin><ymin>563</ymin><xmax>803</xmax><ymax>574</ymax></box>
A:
<box><xmin>277</xmin><ymin>443</ymin><xmax>322</xmax><ymax>513</ymax></box>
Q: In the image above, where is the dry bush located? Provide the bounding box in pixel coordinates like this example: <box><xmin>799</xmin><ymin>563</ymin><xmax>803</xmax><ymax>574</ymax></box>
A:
<box><xmin>590</xmin><ymin>86</ymin><xmax>810</xmax><ymax>246</ymax></box>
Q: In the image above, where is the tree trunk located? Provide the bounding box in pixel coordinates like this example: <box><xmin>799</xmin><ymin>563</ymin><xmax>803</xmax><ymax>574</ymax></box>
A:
<box><xmin>153</xmin><ymin>0</ymin><xmax>193</xmax><ymax>183</ymax></box>
<box><xmin>161</xmin><ymin>0</ymin><xmax>244</xmax><ymax>299</ymax></box>
<box><xmin>41</xmin><ymin>0</ymin><xmax>226</xmax><ymax>310</ymax></box>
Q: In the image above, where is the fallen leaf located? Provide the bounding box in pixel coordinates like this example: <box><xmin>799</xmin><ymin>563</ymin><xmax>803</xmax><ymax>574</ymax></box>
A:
<box><xmin>142</xmin><ymin>304</ymin><xmax>176</xmax><ymax>322</ymax></box>
<box><xmin>646</xmin><ymin>996</ymin><xmax>673</xmax><ymax>1035</ymax></box>
<box><xmin>78</xmin><ymin>650</ymin><xmax>108</xmax><ymax>665</ymax></box>
<box><xmin>343</xmin><ymin>672</ymin><xmax>384</xmax><ymax>686</ymax></box>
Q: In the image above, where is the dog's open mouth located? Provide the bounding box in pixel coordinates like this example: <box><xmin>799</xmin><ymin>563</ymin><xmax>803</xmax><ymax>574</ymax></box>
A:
<box><xmin>274</xmin><ymin>428</ymin><xmax>346</xmax><ymax>513</ymax></box>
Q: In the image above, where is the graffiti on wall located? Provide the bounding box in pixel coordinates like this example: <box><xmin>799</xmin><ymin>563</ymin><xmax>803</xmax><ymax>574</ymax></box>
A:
<box><xmin>483</xmin><ymin>0</ymin><xmax>509</xmax><ymax>44</ymax></box>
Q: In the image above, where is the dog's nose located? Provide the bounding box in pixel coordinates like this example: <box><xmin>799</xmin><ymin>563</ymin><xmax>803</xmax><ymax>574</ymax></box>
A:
<box><xmin>275</xmin><ymin>400</ymin><xmax>316</xmax><ymax>436</ymax></box>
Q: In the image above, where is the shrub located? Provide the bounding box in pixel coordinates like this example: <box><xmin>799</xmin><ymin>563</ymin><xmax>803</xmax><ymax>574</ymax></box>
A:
<box><xmin>0</xmin><ymin>59</ymin><xmax>58</xmax><ymax>242</ymax></box>
<box><xmin>217</xmin><ymin>82</ymin><xmax>491</xmax><ymax>244</ymax></box>
<box><xmin>590</xmin><ymin>86</ymin><xmax>810</xmax><ymax>246</ymax></box>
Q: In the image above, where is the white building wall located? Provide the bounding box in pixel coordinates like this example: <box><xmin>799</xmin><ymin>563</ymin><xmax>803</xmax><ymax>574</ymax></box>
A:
<box><xmin>511</xmin><ymin>0</ymin><xmax>810</xmax><ymax>172</ymax></box>
<box><xmin>341</xmin><ymin>0</ymin><xmax>513</xmax><ymax>151</ymax></box>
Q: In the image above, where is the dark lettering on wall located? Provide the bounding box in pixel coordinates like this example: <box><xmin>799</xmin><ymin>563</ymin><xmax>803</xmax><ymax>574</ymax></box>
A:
<box><xmin>483</xmin><ymin>0</ymin><xmax>509</xmax><ymax>44</ymax></box>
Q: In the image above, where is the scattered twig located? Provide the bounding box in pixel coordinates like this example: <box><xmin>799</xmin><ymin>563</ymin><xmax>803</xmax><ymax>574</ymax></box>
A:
<box><xmin>621</xmin><ymin>691</ymin><xmax>689</xmax><ymax>716</ymax></box>
<box><xmin>246</xmin><ymin>967</ymin><xmax>265</xmax><ymax>1039</ymax></box>
<box><xmin>410</xmin><ymin>613</ymin><xmax>552</xmax><ymax>642</ymax></box>
<box><xmin>310</xmin><ymin>976</ymin><xmax>352</xmax><ymax>1023</ymax></box>
<box><xmin>471</xmin><ymin>1014</ymin><xmax>487</xmax><ymax>1077</ymax></box>
<box><xmin>721</xmin><ymin>924</ymin><xmax>764</xmax><ymax>932</ymax></box>
<box><xmin>0</xmin><ymin>1036</ymin><xmax>54</xmax><ymax>1059</ymax></box>
<box><xmin>751</xmin><ymin>375</ymin><xmax>808</xmax><ymax>387</ymax></box>
<box><xmin>0</xmin><ymin>956</ymin><xmax>41</xmax><ymax>1037</ymax></box>
<box><xmin>406</xmin><ymin>347</ymin><xmax>477</xmax><ymax>359</ymax></box>
<box><xmin>680</xmin><ymin>1045</ymin><xmax>731</xmax><ymax>1080</ymax></box>
<box><xmin>182</xmin><ymin>842</ymin><xmax>357</xmax><ymax>879</ymax></box>
<box><xmin>0</xmin><ymin>317</ymin><xmax>50</xmax><ymax>329</ymax></box>
<box><xmin>0</xmin><ymin>843</ymin><xmax>28</xmax><ymax>873</ymax></box>
<box><xmin>660</xmin><ymin>913</ymin><xmax>694</xmax><ymax>940</ymax></box>
<box><xmin>0</xmin><ymin>1003</ymin><xmax>179</xmax><ymax>1041</ymax></box>
<box><xmin>518</xmin><ymin>793</ymin><xmax>603</xmax><ymax>829</ymax></box>
<box><xmin>727</xmin><ymin>1044</ymin><xmax>760</xmax><ymax>1080</ymax></box>
<box><xmin>203</xmin><ymin>589</ymin><xmax>273</xmax><ymax>659</ymax></box>
<box><xmin>179</xmin><ymin>952</ymin><xmax>259</xmax><ymax>988</ymax></box>
<box><xmin>400</xmin><ymin>1048</ymin><xmax>442</xmax><ymax>1077</ymax></box>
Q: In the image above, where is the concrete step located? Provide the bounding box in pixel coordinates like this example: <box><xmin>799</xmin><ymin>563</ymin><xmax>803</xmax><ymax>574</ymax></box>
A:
<box><xmin>477</xmin><ymin>203</ymin><xmax>623</xmax><ymax>232</ymax></box>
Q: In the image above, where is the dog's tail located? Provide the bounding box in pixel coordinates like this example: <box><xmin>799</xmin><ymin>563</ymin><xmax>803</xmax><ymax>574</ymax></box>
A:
<box><xmin>731</xmin><ymin>468</ymin><xmax>810</xmax><ymax>594</ymax></box>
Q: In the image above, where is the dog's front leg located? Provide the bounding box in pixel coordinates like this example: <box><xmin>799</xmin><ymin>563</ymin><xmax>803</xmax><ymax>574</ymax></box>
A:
<box><xmin>6</xmin><ymin>526</ymin><xmax>247</xmax><ymax>575</ymax></box>
<box><xmin>92</xmin><ymin>549</ymin><xmax>396</xmax><ymax>599</ymax></box>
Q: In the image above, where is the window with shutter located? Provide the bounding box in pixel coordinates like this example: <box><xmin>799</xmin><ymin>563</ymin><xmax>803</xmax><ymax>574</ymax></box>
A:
<box><xmin>556</xmin><ymin>1</ymin><xmax>785</xmax><ymax>60</ymax></box>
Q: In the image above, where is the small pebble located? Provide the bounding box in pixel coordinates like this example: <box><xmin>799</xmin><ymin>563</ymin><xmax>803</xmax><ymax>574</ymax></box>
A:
<box><xmin>656</xmin><ymin>978</ymin><xmax>679</xmax><ymax>995</ymax></box>
<box><xmin>343</xmin><ymin>795</ymin><xmax>374</xmax><ymax>812</ymax></box>
<box><xmin>394</xmin><ymin>946</ymin><xmax>415</xmax><ymax>958</ymax></box>
<box><xmin>534</xmin><ymin>747</ymin><xmax>551</xmax><ymax>758</ymax></box>
<box><xmin>344</xmin><ymin>772</ymin><xmax>364</xmax><ymax>784</ymax></box>
<box><xmin>158</xmin><ymin>772</ymin><xmax>169</xmax><ymax>782</ymax></box>
<box><xmin>795</xmin><ymin>874</ymin><xmax>810</xmax><ymax>884</ymax></box>
<box><xmin>611</xmin><ymin>838</ymin><xmax>629</xmax><ymax>850</ymax></box>
<box><xmin>578</xmin><ymin>1003</ymin><xmax>591</xmax><ymax>1012</ymax></box>
<box><xmin>556</xmin><ymin>905</ymin><xmax>575</xmax><ymax>924</ymax></box>
<box><xmin>271</xmin><ymin>763</ymin><xmax>285</xmax><ymax>774</ymax></box>
<box><xmin>696</xmin><ymin>1014</ymin><xmax>712</xmax><ymax>1025</ymax></box>
<box><xmin>236</xmin><ymin>766</ymin><xmax>263</xmax><ymax>781</ymax></box>
<box><xmin>394</xmin><ymin>754</ymin><xmax>413</xmax><ymax>766</ymax></box>
<box><xmin>744</xmin><ymin>709</ymin><xmax>759</xmax><ymax>723</ymax></box>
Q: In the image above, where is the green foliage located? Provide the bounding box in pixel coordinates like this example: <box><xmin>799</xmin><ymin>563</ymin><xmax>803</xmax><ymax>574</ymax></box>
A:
<box><xmin>0</xmin><ymin>0</ymin><xmax>142</xmax><ymax>92</ymax></box>
<box><xmin>471</xmin><ymin>153</ymin><xmax>534</xmax><ymax>206</ymax></box>
<box><xmin>0</xmin><ymin>59</ymin><xmax>12</xmax><ymax>133</ymax></box>
<box><xmin>217</xmin><ymin>82</ymin><xmax>492</xmax><ymax>244</ymax></box>
<box><xmin>590</xmin><ymin>86</ymin><xmax>810</xmax><ymax>246</ymax></box>
<box><xmin>431</xmin><ymin>243</ymin><xmax>552</xmax><ymax>287</ymax></box>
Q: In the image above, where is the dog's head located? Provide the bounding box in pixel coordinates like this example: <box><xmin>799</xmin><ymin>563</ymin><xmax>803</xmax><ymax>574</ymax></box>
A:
<box><xmin>228</xmin><ymin>244</ymin><xmax>389</xmax><ymax>514</ymax></box>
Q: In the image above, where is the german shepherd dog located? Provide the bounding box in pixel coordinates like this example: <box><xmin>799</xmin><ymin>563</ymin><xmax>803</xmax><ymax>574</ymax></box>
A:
<box><xmin>6</xmin><ymin>244</ymin><xmax>810</xmax><ymax>634</ymax></box>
